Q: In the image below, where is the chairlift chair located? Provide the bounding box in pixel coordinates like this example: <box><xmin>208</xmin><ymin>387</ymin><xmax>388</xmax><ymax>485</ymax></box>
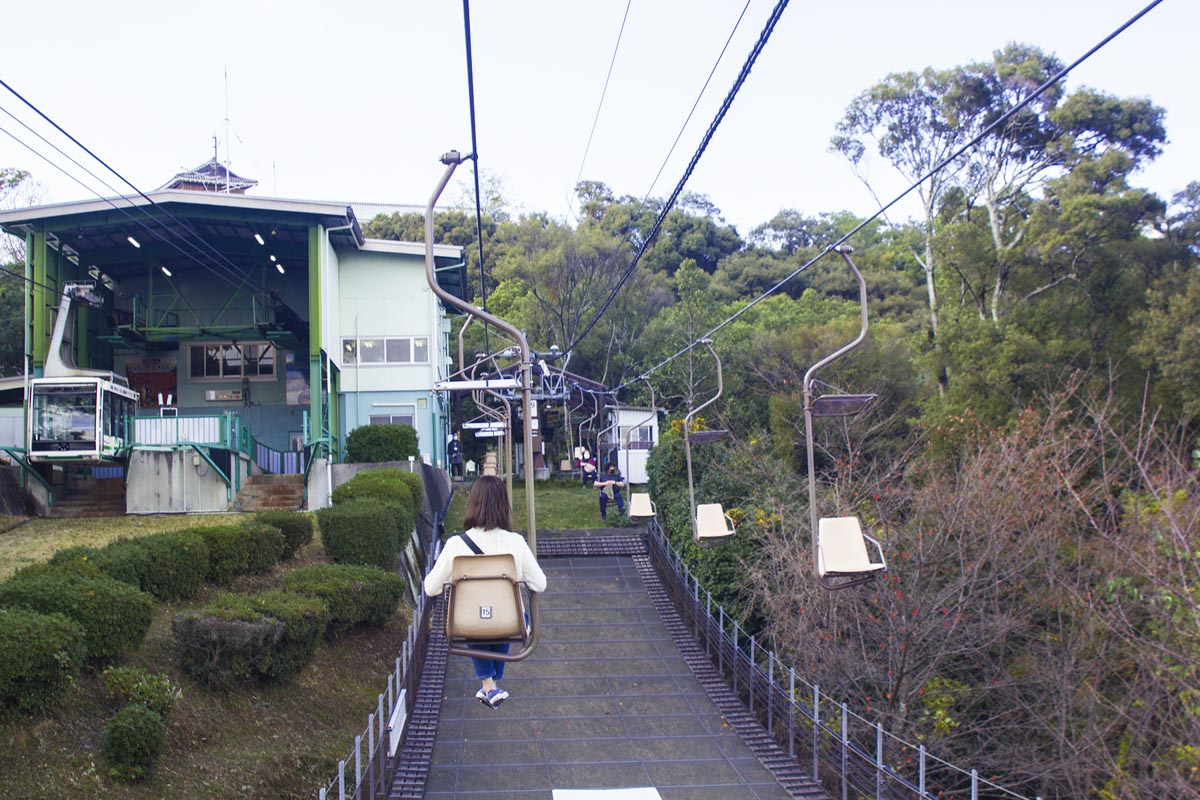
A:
<box><xmin>684</xmin><ymin>339</ymin><xmax>735</xmax><ymax>547</ymax></box>
<box><xmin>628</xmin><ymin>492</ymin><xmax>656</xmax><ymax>520</ymax></box>
<box><xmin>443</xmin><ymin>552</ymin><xmax>540</xmax><ymax>662</ymax></box>
<box><xmin>804</xmin><ymin>249</ymin><xmax>887</xmax><ymax>589</ymax></box>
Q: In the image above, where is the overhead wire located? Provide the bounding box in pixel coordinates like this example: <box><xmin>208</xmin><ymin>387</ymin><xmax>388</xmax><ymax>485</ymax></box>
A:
<box><xmin>614</xmin><ymin>0</ymin><xmax>1167</xmax><ymax>394</ymax></box>
<box><xmin>0</xmin><ymin>110</ymin><xmax>260</xmax><ymax>295</ymax></box>
<box><xmin>564</xmin><ymin>0</ymin><xmax>790</xmax><ymax>356</ymax></box>
<box><xmin>461</xmin><ymin>0</ymin><xmax>490</xmax><ymax>354</ymax></box>
<box><xmin>0</xmin><ymin>78</ymin><xmax>270</xmax><ymax>294</ymax></box>
<box><xmin>570</xmin><ymin>0</ymin><xmax>633</xmax><ymax>220</ymax></box>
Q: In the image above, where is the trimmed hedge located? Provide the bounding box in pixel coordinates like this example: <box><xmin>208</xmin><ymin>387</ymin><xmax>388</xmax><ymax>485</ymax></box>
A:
<box><xmin>242</xmin><ymin>522</ymin><xmax>286</xmax><ymax>575</ymax></box>
<box><xmin>137</xmin><ymin>531</ymin><xmax>210</xmax><ymax>601</ymax></box>
<box><xmin>0</xmin><ymin>571</ymin><xmax>152</xmax><ymax>662</ymax></box>
<box><xmin>283</xmin><ymin>563</ymin><xmax>405</xmax><ymax>632</ymax></box>
<box><xmin>344</xmin><ymin>423</ymin><xmax>418</xmax><ymax>463</ymax></box>
<box><xmin>332</xmin><ymin>468</ymin><xmax>418</xmax><ymax>534</ymax></box>
<box><xmin>173</xmin><ymin>590</ymin><xmax>329</xmax><ymax>685</ymax></box>
<box><xmin>102</xmin><ymin>665</ymin><xmax>181</xmax><ymax>718</ymax></box>
<box><xmin>86</xmin><ymin>537</ymin><xmax>151</xmax><ymax>588</ymax></box>
<box><xmin>184</xmin><ymin>525</ymin><xmax>252</xmax><ymax>585</ymax></box>
<box><xmin>255</xmin><ymin>510</ymin><xmax>314</xmax><ymax>559</ymax></box>
<box><xmin>103</xmin><ymin>702</ymin><xmax>165</xmax><ymax>782</ymax></box>
<box><xmin>0</xmin><ymin>606</ymin><xmax>87</xmax><ymax>713</ymax></box>
<box><xmin>317</xmin><ymin>500</ymin><xmax>400</xmax><ymax>570</ymax></box>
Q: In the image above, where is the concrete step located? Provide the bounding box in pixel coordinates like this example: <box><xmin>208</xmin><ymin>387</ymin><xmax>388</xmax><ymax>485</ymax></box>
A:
<box><xmin>234</xmin><ymin>474</ymin><xmax>305</xmax><ymax>512</ymax></box>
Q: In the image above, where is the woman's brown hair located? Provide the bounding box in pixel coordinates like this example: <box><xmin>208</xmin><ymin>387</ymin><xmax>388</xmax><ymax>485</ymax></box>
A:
<box><xmin>462</xmin><ymin>475</ymin><xmax>512</xmax><ymax>531</ymax></box>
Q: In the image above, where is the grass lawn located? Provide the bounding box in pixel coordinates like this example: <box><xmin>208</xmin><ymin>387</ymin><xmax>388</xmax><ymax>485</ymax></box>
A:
<box><xmin>443</xmin><ymin>477</ymin><xmax>639</xmax><ymax>534</ymax></box>
<box><xmin>0</xmin><ymin>514</ymin><xmax>412</xmax><ymax>800</ymax></box>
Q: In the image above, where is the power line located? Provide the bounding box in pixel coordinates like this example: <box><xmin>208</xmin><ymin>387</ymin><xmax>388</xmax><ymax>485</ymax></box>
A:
<box><xmin>564</xmin><ymin>0</ymin><xmax>791</xmax><ymax>356</ymax></box>
<box><xmin>0</xmin><ymin>78</ymin><xmax>267</xmax><ymax>294</ymax></box>
<box><xmin>615</xmin><ymin>0</ymin><xmax>1167</xmax><ymax>394</ymax></box>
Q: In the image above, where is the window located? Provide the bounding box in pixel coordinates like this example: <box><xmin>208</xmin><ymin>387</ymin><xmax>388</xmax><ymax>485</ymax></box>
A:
<box><xmin>188</xmin><ymin>342</ymin><xmax>276</xmax><ymax>380</ymax></box>
<box><xmin>370</xmin><ymin>413</ymin><xmax>415</xmax><ymax>427</ymax></box>
<box><xmin>342</xmin><ymin>336</ymin><xmax>430</xmax><ymax>365</ymax></box>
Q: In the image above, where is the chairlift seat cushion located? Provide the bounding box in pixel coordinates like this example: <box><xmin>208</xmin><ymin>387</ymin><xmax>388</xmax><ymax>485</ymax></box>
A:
<box><xmin>695</xmin><ymin>503</ymin><xmax>735</xmax><ymax>540</ymax></box>
<box><xmin>810</xmin><ymin>394</ymin><xmax>877</xmax><ymax>418</ymax></box>
<box><xmin>818</xmin><ymin>516</ymin><xmax>886</xmax><ymax>576</ymax></box>
<box><xmin>629</xmin><ymin>493</ymin><xmax>656</xmax><ymax>519</ymax></box>
<box><xmin>446</xmin><ymin>554</ymin><xmax>527</xmax><ymax>642</ymax></box>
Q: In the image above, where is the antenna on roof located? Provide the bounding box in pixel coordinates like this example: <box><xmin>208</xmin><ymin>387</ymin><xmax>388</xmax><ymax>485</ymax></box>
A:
<box><xmin>224</xmin><ymin>66</ymin><xmax>231</xmax><ymax>194</ymax></box>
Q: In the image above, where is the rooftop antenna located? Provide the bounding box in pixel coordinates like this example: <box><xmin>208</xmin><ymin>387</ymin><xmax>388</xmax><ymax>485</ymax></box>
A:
<box><xmin>223</xmin><ymin>66</ymin><xmax>231</xmax><ymax>194</ymax></box>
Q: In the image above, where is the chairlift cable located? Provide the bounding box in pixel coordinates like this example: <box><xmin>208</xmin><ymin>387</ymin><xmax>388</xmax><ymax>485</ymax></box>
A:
<box><xmin>611</xmin><ymin>0</ymin><xmax>1165</xmax><ymax>394</ymax></box>
<box><xmin>461</xmin><ymin>0</ymin><xmax>490</xmax><ymax>355</ymax></box>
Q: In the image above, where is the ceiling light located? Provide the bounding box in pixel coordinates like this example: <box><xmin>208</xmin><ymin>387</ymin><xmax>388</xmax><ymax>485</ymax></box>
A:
<box><xmin>275</xmin><ymin>263</ymin><xmax>285</xmax><ymax>274</ymax></box>
<box><xmin>254</xmin><ymin>233</ymin><xmax>265</xmax><ymax>246</ymax></box>
<box><xmin>160</xmin><ymin>266</ymin><xmax>172</xmax><ymax>277</ymax></box>
<box><xmin>269</xmin><ymin>254</ymin><xmax>277</xmax><ymax>262</ymax></box>
<box><xmin>87</xmin><ymin>266</ymin><xmax>100</xmax><ymax>278</ymax></box>
<box><xmin>128</xmin><ymin>236</ymin><xmax>141</xmax><ymax>248</ymax></box>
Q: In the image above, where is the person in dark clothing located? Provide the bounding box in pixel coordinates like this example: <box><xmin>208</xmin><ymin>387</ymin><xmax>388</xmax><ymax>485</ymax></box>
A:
<box><xmin>448</xmin><ymin>433</ymin><xmax>463</xmax><ymax>479</ymax></box>
<box><xmin>595</xmin><ymin>463</ymin><xmax>626</xmax><ymax>521</ymax></box>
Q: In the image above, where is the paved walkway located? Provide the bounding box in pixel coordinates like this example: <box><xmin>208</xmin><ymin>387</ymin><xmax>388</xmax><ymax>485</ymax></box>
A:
<box><xmin>419</xmin><ymin>544</ymin><xmax>804</xmax><ymax>800</ymax></box>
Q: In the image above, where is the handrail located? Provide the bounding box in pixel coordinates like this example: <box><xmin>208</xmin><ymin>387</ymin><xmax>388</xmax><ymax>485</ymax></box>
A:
<box><xmin>0</xmin><ymin>445</ymin><xmax>53</xmax><ymax>509</ymax></box>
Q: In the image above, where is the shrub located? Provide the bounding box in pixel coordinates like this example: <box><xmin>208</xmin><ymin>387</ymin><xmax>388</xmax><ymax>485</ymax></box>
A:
<box><xmin>137</xmin><ymin>531</ymin><xmax>209</xmax><ymax>601</ymax></box>
<box><xmin>0</xmin><ymin>572</ymin><xmax>152</xmax><ymax>662</ymax></box>
<box><xmin>242</xmin><ymin>522</ymin><xmax>286</xmax><ymax>574</ymax></box>
<box><xmin>103</xmin><ymin>702</ymin><xmax>165</xmax><ymax>782</ymax></box>
<box><xmin>185</xmin><ymin>525</ymin><xmax>252</xmax><ymax>585</ymax></box>
<box><xmin>102</xmin><ymin>665</ymin><xmax>181</xmax><ymax>718</ymax></box>
<box><xmin>173</xmin><ymin>590</ymin><xmax>328</xmax><ymax>685</ymax></box>
<box><xmin>332</xmin><ymin>468</ymin><xmax>417</xmax><ymax>534</ymax></box>
<box><xmin>87</xmin><ymin>537</ymin><xmax>151</xmax><ymax>588</ymax></box>
<box><xmin>0</xmin><ymin>607</ymin><xmax>86</xmax><ymax>713</ymax></box>
<box><xmin>283</xmin><ymin>564</ymin><xmax>405</xmax><ymax>632</ymax></box>
<box><xmin>255</xmin><ymin>510</ymin><xmax>314</xmax><ymax>559</ymax></box>
<box><xmin>317</xmin><ymin>500</ymin><xmax>400</xmax><ymax>570</ymax></box>
<box><xmin>345</xmin><ymin>423</ymin><xmax>418</xmax><ymax>463</ymax></box>
<box><xmin>45</xmin><ymin>545</ymin><xmax>104</xmax><ymax>576</ymax></box>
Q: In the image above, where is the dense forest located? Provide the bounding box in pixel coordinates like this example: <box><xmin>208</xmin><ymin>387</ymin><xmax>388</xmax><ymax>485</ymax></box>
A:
<box><xmin>3</xmin><ymin>44</ymin><xmax>1197</xmax><ymax>799</ymax></box>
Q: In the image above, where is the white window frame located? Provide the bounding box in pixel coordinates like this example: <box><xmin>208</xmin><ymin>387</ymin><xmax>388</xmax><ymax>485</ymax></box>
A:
<box><xmin>343</xmin><ymin>336</ymin><xmax>430</xmax><ymax>366</ymax></box>
<box><xmin>187</xmin><ymin>341</ymin><xmax>277</xmax><ymax>382</ymax></box>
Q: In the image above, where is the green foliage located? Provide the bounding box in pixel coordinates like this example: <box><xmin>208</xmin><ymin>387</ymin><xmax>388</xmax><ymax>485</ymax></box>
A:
<box><xmin>102</xmin><ymin>665</ymin><xmax>181</xmax><ymax>718</ymax></box>
<box><xmin>344</xmin><ymin>423</ymin><xmax>419</xmax><ymax>463</ymax></box>
<box><xmin>173</xmin><ymin>590</ymin><xmax>328</xmax><ymax>685</ymax></box>
<box><xmin>102</xmin><ymin>702</ymin><xmax>165</xmax><ymax>781</ymax></box>
<box><xmin>0</xmin><ymin>606</ymin><xmax>86</xmax><ymax>713</ymax></box>
<box><xmin>283</xmin><ymin>563</ymin><xmax>405</xmax><ymax>632</ymax></box>
<box><xmin>85</xmin><ymin>537</ymin><xmax>151</xmax><ymax>588</ymax></box>
<box><xmin>185</xmin><ymin>524</ymin><xmax>253</xmax><ymax>585</ymax></box>
<box><xmin>0</xmin><ymin>571</ymin><xmax>152</xmax><ymax>662</ymax></box>
<box><xmin>255</xmin><ymin>510</ymin><xmax>315</xmax><ymax>559</ymax></box>
<box><xmin>136</xmin><ymin>531</ymin><xmax>210</xmax><ymax>601</ymax></box>
<box><xmin>332</xmin><ymin>468</ymin><xmax>418</xmax><ymax>534</ymax></box>
<box><xmin>242</xmin><ymin>522</ymin><xmax>286</xmax><ymax>574</ymax></box>
<box><xmin>316</xmin><ymin>500</ymin><xmax>400</xmax><ymax>570</ymax></box>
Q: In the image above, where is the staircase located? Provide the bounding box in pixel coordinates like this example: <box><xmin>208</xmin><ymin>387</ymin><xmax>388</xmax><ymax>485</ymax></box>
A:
<box><xmin>234</xmin><ymin>473</ymin><xmax>306</xmax><ymax>512</ymax></box>
<box><xmin>49</xmin><ymin>477</ymin><xmax>126</xmax><ymax>518</ymax></box>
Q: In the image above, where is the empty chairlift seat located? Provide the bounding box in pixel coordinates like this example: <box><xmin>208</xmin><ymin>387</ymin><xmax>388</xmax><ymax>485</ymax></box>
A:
<box><xmin>695</xmin><ymin>503</ymin><xmax>735</xmax><ymax>546</ymax></box>
<box><xmin>628</xmin><ymin>492</ymin><xmax>656</xmax><ymax>520</ymax></box>
<box><xmin>817</xmin><ymin>516</ymin><xmax>887</xmax><ymax>579</ymax></box>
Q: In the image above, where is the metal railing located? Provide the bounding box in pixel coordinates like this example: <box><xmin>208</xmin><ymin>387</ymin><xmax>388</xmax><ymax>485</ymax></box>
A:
<box><xmin>643</xmin><ymin>516</ymin><xmax>1041</xmax><ymax>800</ymax></box>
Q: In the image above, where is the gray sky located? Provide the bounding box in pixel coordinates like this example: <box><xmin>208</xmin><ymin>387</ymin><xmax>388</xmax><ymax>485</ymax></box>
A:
<box><xmin>0</xmin><ymin>0</ymin><xmax>1193</xmax><ymax>235</ymax></box>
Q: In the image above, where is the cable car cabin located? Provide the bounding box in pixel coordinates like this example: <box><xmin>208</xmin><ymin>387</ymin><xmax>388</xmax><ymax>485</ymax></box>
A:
<box><xmin>817</xmin><ymin>516</ymin><xmax>887</xmax><ymax>589</ymax></box>
<box><xmin>443</xmin><ymin>552</ymin><xmax>539</xmax><ymax>662</ymax></box>
<box><xmin>27</xmin><ymin>377</ymin><xmax>139</xmax><ymax>463</ymax></box>
<box><xmin>628</xmin><ymin>492</ymin><xmax>656</xmax><ymax>520</ymax></box>
<box><xmin>695</xmin><ymin>502</ymin><xmax>735</xmax><ymax>547</ymax></box>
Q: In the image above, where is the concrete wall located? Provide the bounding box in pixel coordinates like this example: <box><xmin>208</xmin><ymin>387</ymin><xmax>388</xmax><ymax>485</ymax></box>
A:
<box><xmin>126</xmin><ymin>448</ymin><xmax>250</xmax><ymax>514</ymax></box>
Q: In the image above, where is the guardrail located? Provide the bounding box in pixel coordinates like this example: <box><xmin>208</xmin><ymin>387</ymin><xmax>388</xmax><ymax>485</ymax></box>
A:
<box><xmin>643</xmin><ymin>516</ymin><xmax>1041</xmax><ymax>800</ymax></box>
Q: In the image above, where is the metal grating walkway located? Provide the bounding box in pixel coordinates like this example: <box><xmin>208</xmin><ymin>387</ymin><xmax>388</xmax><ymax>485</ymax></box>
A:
<box><xmin>392</xmin><ymin>532</ymin><xmax>827</xmax><ymax>800</ymax></box>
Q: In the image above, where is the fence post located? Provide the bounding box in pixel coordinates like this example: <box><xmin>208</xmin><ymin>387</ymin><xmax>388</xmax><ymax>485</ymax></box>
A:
<box><xmin>972</xmin><ymin>769</ymin><xmax>978</xmax><ymax>800</ymax></box>
<box><xmin>841</xmin><ymin>703</ymin><xmax>849</xmax><ymax>800</ymax></box>
<box><xmin>705</xmin><ymin>589</ymin><xmax>713</xmax><ymax>658</ymax></box>
<box><xmin>718</xmin><ymin>606</ymin><xmax>725</xmax><ymax>675</ymax></box>
<box><xmin>733</xmin><ymin>620</ymin><xmax>741</xmax><ymax>696</ymax></box>
<box><xmin>367</xmin><ymin>713</ymin><xmax>376</xmax><ymax>799</ymax></box>
<box><xmin>876</xmin><ymin>722</ymin><xmax>883</xmax><ymax>800</ymax></box>
<box><xmin>748</xmin><ymin>634</ymin><xmax>755</xmax><ymax>712</ymax></box>
<box><xmin>919</xmin><ymin>744</ymin><xmax>926</xmax><ymax>798</ymax></box>
<box><xmin>355</xmin><ymin>734</ymin><xmax>362</xmax><ymax>789</ymax></box>
<box><xmin>692</xmin><ymin>574</ymin><xmax>700</xmax><ymax>639</ymax></box>
<box><xmin>338</xmin><ymin>759</ymin><xmax>346</xmax><ymax>800</ymax></box>
<box><xmin>812</xmin><ymin>684</ymin><xmax>820</xmax><ymax>781</ymax></box>
<box><xmin>767</xmin><ymin>652</ymin><xmax>775</xmax><ymax>736</ymax></box>
<box><xmin>788</xmin><ymin>666</ymin><xmax>795</xmax><ymax>759</ymax></box>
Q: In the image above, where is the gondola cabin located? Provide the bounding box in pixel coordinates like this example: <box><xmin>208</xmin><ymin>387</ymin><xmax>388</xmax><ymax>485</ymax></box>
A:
<box><xmin>27</xmin><ymin>376</ymin><xmax>139</xmax><ymax>463</ymax></box>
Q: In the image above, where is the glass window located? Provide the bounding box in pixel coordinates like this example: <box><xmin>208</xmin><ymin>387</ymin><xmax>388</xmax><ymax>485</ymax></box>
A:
<box><xmin>386</xmin><ymin>338</ymin><xmax>410</xmax><ymax>363</ymax></box>
<box><xmin>221</xmin><ymin>345</ymin><xmax>243</xmax><ymax>377</ymax></box>
<box><xmin>359</xmin><ymin>338</ymin><xmax>385</xmax><ymax>364</ymax></box>
<box><xmin>343</xmin><ymin>339</ymin><xmax>357</xmax><ymax>364</ymax></box>
<box><xmin>412</xmin><ymin>337</ymin><xmax>429</xmax><ymax>363</ymax></box>
<box><xmin>187</xmin><ymin>342</ymin><xmax>276</xmax><ymax>380</ymax></box>
<box><xmin>370</xmin><ymin>414</ymin><xmax>415</xmax><ymax>427</ymax></box>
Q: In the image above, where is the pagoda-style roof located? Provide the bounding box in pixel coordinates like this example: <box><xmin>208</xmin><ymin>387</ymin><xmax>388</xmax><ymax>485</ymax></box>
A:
<box><xmin>163</xmin><ymin>156</ymin><xmax>257</xmax><ymax>194</ymax></box>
